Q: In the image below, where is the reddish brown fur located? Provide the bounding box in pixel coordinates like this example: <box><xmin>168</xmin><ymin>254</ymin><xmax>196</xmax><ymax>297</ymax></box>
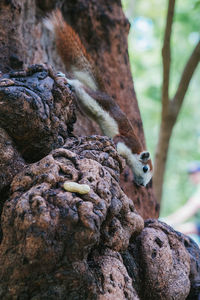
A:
<box><xmin>51</xmin><ymin>10</ymin><xmax>90</xmax><ymax>65</ymax></box>
<box><xmin>55</xmin><ymin>22</ymin><xmax>89</xmax><ymax>71</ymax></box>
<box><xmin>50</xmin><ymin>10</ymin><xmax>103</xmax><ymax>87</ymax></box>
<box><xmin>50</xmin><ymin>10</ymin><xmax>105</xmax><ymax>90</ymax></box>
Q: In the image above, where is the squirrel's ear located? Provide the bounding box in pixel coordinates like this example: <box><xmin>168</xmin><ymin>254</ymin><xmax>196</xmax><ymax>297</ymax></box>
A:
<box><xmin>140</xmin><ymin>151</ymin><xmax>150</xmax><ymax>162</ymax></box>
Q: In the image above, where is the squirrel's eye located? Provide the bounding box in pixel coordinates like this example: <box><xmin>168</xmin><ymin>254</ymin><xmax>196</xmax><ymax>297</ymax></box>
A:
<box><xmin>143</xmin><ymin>165</ymin><xmax>148</xmax><ymax>173</ymax></box>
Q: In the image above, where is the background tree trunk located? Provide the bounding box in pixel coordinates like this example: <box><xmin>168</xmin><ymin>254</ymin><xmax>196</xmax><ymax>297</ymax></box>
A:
<box><xmin>154</xmin><ymin>115</ymin><xmax>175</xmax><ymax>204</ymax></box>
<box><xmin>0</xmin><ymin>0</ymin><xmax>158</xmax><ymax>219</ymax></box>
<box><xmin>153</xmin><ymin>0</ymin><xmax>200</xmax><ymax>204</ymax></box>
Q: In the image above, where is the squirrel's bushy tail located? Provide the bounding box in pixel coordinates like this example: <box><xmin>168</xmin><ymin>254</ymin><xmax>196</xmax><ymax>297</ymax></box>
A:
<box><xmin>44</xmin><ymin>9</ymin><xmax>97</xmax><ymax>90</ymax></box>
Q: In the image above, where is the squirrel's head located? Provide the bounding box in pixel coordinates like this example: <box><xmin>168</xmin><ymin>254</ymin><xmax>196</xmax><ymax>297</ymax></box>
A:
<box><xmin>130</xmin><ymin>151</ymin><xmax>153</xmax><ymax>186</ymax></box>
<box><xmin>116</xmin><ymin>142</ymin><xmax>153</xmax><ymax>187</ymax></box>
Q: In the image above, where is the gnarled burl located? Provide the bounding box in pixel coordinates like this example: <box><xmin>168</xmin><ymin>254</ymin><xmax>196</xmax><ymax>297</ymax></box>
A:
<box><xmin>0</xmin><ymin>64</ymin><xmax>76</xmax><ymax>163</ymax></box>
<box><xmin>0</xmin><ymin>66</ymin><xmax>199</xmax><ymax>299</ymax></box>
<box><xmin>1</xmin><ymin>133</ymin><xmax>144</xmax><ymax>297</ymax></box>
<box><xmin>0</xmin><ymin>64</ymin><xmax>76</xmax><ymax>244</ymax></box>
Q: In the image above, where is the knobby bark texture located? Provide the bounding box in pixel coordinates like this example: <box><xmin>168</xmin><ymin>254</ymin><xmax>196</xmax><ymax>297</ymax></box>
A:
<box><xmin>0</xmin><ymin>0</ymin><xmax>158</xmax><ymax>219</ymax></box>
<box><xmin>0</xmin><ymin>65</ymin><xmax>76</xmax><ymax>229</ymax></box>
<box><xmin>0</xmin><ymin>64</ymin><xmax>199</xmax><ymax>300</ymax></box>
<box><xmin>0</xmin><ymin>1</ymin><xmax>199</xmax><ymax>299</ymax></box>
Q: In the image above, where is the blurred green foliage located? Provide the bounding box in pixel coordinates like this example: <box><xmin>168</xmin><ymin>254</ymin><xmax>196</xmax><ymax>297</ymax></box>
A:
<box><xmin>122</xmin><ymin>0</ymin><xmax>200</xmax><ymax>216</ymax></box>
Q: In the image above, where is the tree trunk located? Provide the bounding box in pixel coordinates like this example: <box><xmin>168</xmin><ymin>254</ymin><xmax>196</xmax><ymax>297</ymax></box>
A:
<box><xmin>0</xmin><ymin>1</ymin><xmax>199</xmax><ymax>299</ymax></box>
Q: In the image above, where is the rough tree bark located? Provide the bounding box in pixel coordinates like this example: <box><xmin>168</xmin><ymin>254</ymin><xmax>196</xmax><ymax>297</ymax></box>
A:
<box><xmin>154</xmin><ymin>0</ymin><xmax>200</xmax><ymax>203</ymax></box>
<box><xmin>0</xmin><ymin>1</ymin><xmax>200</xmax><ymax>299</ymax></box>
<box><xmin>1</xmin><ymin>0</ymin><xmax>158</xmax><ymax>219</ymax></box>
<box><xmin>0</xmin><ymin>63</ymin><xmax>199</xmax><ymax>300</ymax></box>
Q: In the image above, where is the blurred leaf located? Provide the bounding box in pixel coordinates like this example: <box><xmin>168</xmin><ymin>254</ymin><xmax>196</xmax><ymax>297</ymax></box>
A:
<box><xmin>194</xmin><ymin>0</ymin><xmax>200</xmax><ymax>10</ymax></box>
<box><xmin>145</xmin><ymin>85</ymin><xmax>161</xmax><ymax>102</ymax></box>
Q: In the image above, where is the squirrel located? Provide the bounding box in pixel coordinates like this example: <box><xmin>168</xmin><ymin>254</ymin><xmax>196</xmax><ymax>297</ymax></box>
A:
<box><xmin>44</xmin><ymin>9</ymin><xmax>153</xmax><ymax>187</ymax></box>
